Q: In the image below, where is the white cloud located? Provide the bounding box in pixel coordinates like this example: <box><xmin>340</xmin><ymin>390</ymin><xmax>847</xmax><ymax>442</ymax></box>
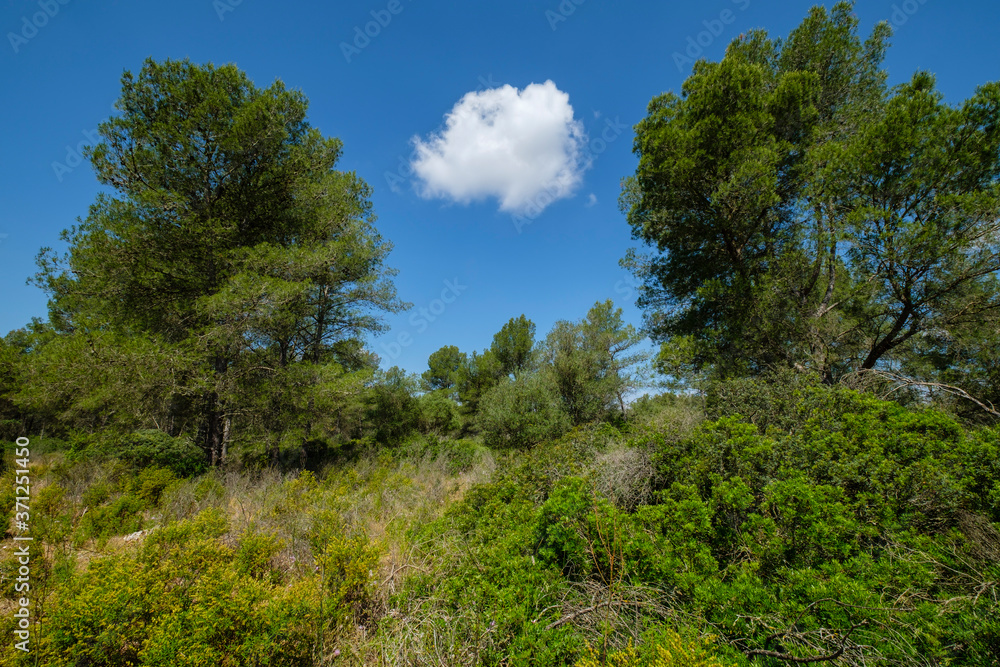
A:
<box><xmin>585</xmin><ymin>193</ymin><xmax>598</xmax><ymax>207</ymax></box>
<box><xmin>410</xmin><ymin>80</ymin><xmax>589</xmax><ymax>215</ymax></box>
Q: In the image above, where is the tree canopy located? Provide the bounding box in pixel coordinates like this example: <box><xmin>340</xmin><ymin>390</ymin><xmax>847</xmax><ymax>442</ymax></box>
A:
<box><xmin>622</xmin><ymin>2</ymin><xmax>1000</xmax><ymax>402</ymax></box>
<box><xmin>26</xmin><ymin>58</ymin><xmax>406</xmax><ymax>464</ymax></box>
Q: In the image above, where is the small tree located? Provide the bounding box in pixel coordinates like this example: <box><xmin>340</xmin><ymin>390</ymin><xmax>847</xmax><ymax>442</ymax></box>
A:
<box><xmin>490</xmin><ymin>314</ymin><xmax>537</xmax><ymax>379</ymax></box>
<box><xmin>364</xmin><ymin>367</ymin><xmax>421</xmax><ymax>446</ymax></box>
<box><xmin>477</xmin><ymin>374</ymin><xmax>569</xmax><ymax>449</ymax></box>
<box><xmin>581</xmin><ymin>300</ymin><xmax>651</xmax><ymax>415</ymax></box>
<box><xmin>455</xmin><ymin>349</ymin><xmax>503</xmax><ymax>417</ymax></box>
<box><xmin>421</xmin><ymin>345</ymin><xmax>467</xmax><ymax>394</ymax></box>
<box><xmin>543</xmin><ymin>301</ymin><xmax>650</xmax><ymax>423</ymax></box>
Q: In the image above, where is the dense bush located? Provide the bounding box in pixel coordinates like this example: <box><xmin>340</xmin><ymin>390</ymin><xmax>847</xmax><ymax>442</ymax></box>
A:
<box><xmin>418</xmin><ymin>389</ymin><xmax>462</xmax><ymax>434</ymax></box>
<box><xmin>2</xmin><ymin>380</ymin><xmax>997</xmax><ymax>667</ymax></box>
<box><xmin>363</xmin><ymin>367</ymin><xmax>422</xmax><ymax>446</ymax></box>
<box><xmin>44</xmin><ymin>510</ymin><xmax>319</xmax><ymax>666</ymax></box>
<box><xmin>575</xmin><ymin>628</ymin><xmax>732</xmax><ymax>667</ymax></box>
<box><xmin>388</xmin><ymin>385</ymin><xmax>1000</xmax><ymax>666</ymax></box>
<box><xmin>477</xmin><ymin>373</ymin><xmax>570</xmax><ymax>449</ymax></box>
<box><xmin>111</xmin><ymin>429</ymin><xmax>206</xmax><ymax>476</ymax></box>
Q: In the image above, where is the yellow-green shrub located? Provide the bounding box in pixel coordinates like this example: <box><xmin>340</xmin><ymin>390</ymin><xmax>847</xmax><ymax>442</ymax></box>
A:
<box><xmin>575</xmin><ymin>629</ymin><xmax>732</xmax><ymax>667</ymax></box>
<box><xmin>44</xmin><ymin>509</ymin><xmax>317</xmax><ymax>666</ymax></box>
<box><xmin>316</xmin><ymin>533</ymin><xmax>382</xmax><ymax>628</ymax></box>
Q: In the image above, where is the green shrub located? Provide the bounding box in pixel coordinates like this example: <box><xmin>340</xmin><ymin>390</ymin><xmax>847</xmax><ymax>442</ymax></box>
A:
<box><xmin>316</xmin><ymin>533</ymin><xmax>382</xmax><ymax>628</ymax></box>
<box><xmin>0</xmin><ymin>472</ymin><xmax>15</xmax><ymax>538</ymax></box>
<box><xmin>78</xmin><ymin>494</ymin><xmax>146</xmax><ymax>543</ymax></box>
<box><xmin>47</xmin><ymin>509</ymin><xmax>317</xmax><ymax>667</ymax></box>
<box><xmin>115</xmin><ymin>429</ymin><xmax>206</xmax><ymax>476</ymax></box>
<box><xmin>478</xmin><ymin>373</ymin><xmax>570</xmax><ymax>449</ymax></box>
<box><xmin>959</xmin><ymin>426</ymin><xmax>1000</xmax><ymax>522</ymax></box>
<box><xmin>129</xmin><ymin>466</ymin><xmax>178</xmax><ymax>506</ymax></box>
<box><xmin>364</xmin><ymin>367</ymin><xmax>422</xmax><ymax>446</ymax></box>
<box><xmin>418</xmin><ymin>389</ymin><xmax>462</xmax><ymax>434</ymax></box>
<box><xmin>193</xmin><ymin>472</ymin><xmax>226</xmax><ymax>502</ymax></box>
<box><xmin>535</xmin><ymin>477</ymin><xmax>597</xmax><ymax>577</ymax></box>
<box><xmin>575</xmin><ymin>628</ymin><xmax>733</xmax><ymax>666</ymax></box>
<box><xmin>704</xmin><ymin>368</ymin><xmax>825</xmax><ymax>432</ymax></box>
<box><xmin>235</xmin><ymin>530</ymin><xmax>284</xmax><ymax>582</ymax></box>
<box><xmin>80</xmin><ymin>481</ymin><xmax>112</xmax><ymax>508</ymax></box>
<box><xmin>399</xmin><ymin>435</ymin><xmax>487</xmax><ymax>475</ymax></box>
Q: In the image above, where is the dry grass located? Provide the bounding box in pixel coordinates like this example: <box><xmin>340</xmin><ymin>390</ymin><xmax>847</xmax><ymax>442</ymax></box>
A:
<box><xmin>591</xmin><ymin>446</ymin><xmax>655</xmax><ymax>511</ymax></box>
<box><xmin>0</xmin><ymin>439</ymin><xmax>499</xmax><ymax>666</ymax></box>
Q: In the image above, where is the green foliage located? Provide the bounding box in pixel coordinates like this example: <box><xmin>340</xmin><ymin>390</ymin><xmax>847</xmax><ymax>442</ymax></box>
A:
<box><xmin>534</xmin><ymin>476</ymin><xmax>598</xmax><ymax>577</ymax></box>
<box><xmin>0</xmin><ymin>472</ymin><xmax>15</xmax><ymax>539</ymax></box>
<box><xmin>364</xmin><ymin>366</ymin><xmax>421</xmax><ymax>445</ymax></box>
<box><xmin>400</xmin><ymin>476</ymin><xmax>580</xmax><ymax>666</ymax></box>
<box><xmin>623</xmin><ymin>1</ymin><xmax>1000</xmax><ymax>393</ymax></box>
<box><xmin>80</xmin><ymin>480</ymin><xmax>112</xmax><ymax>508</ymax></box>
<box><xmin>418</xmin><ymin>389</ymin><xmax>462</xmax><ymax>434</ymax></box>
<box><xmin>315</xmin><ymin>533</ymin><xmax>382</xmax><ymax>628</ymax></box>
<box><xmin>705</xmin><ymin>368</ymin><xmax>826</xmax><ymax>432</ymax></box>
<box><xmin>397</xmin><ymin>435</ymin><xmax>488</xmax><ymax>475</ymax></box>
<box><xmin>26</xmin><ymin>57</ymin><xmax>405</xmax><ymax>464</ymax></box>
<box><xmin>235</xmin><ymin>530</ymin><xmax>285</xmax><ymax>582</ymax></box>
<box><xmin>33</xmin><ymin>483</ymin><xmax>74</xmax><ymax>546</ymax></box>
<box><xmin>392</xmin><ymin>381</ymin><xmax>1000</xmax><ymax>666</ymax></box>
<box><xmin>193</xmin><ymin>473</ymin><xmax>227</xmax><ymax>502</ymax></box>
<box><xmin>0</xmin><ymin>329</ymin><xmax>39</xmax><ymax>443</ymax></box>
<box><xmin>421</xmin><ymin>344</ymin><xmax>466</xmax><ymax>392</ymax></box>
<box><xmin>115</xmin><ymin>430</ymin><xmax>205</xmax><ymax>476</ymax></box>
<box><xmin>961</xmin><ymin>427</ymin><xmax>1000</xmax><ymax>520</ymax></box>
<box><xmin>490</xmin><ymin>314</ymin><xmax>537</xmax><ymax>379</ymax></box>
<box><xmin>575</xmin><ymin>628</ymin><xmax>732</xmax><ymax>667</ymax></box>
<box><xmin>46</xmin><ymin>509</ymin><xmax>317</xmax><ymax>666</ymax></box>
<box><xmin>544</xmin><ymin>301</ymin><xmax>650</xmax><ymax>424</ymax></box>
<box><xmin>456</xmin><ymin>348</ymin><xmax>505</xmax><ymax>416</ymax></box>
<box><xmin>478</xmin><ymin>373</ymin><xmax>570</xmax><ymax>449</ymax></box>
<box><xmin>129</xmin><ymin>466</ymin><xmax>179</xmax><ymax>506</ymax></box>
<box><xmin>77</xmin><ymin>493</ymin><xmax>146</xmax><ymax>544</ymax></box>
<box><xmin>535</xmin><ymin>476</ymin><xmax>638</xmax><ymax>583</ymax></box>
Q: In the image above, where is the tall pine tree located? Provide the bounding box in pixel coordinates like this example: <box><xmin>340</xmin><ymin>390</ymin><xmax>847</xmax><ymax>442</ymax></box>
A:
<box><xmin>30</xmin><ymin>59</ymin><xmax>406</xmax><ymax>463</ymax></box>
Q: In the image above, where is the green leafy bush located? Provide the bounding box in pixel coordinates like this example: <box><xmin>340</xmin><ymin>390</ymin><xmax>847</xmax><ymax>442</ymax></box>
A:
<box><xmin>316</xmin><ymin>533</ymin><xmax>382</xmax><ymax>628</ymax></box>
<box><xmin>129</xmin><ymin>466</ymin><xmax>178</xmax><ymax>506</ymax></box>
<box><xmin>235</xmin><ymin>530</ymin><xmax>285</xmax><ymax>583</ymax></box>
<box><xmin>77</xmin><ymin>493</ymin><xmax>146</xmax><ymax>543</ymax></box>
<box><xmin>478</xmin><ymin>373</ymin><xmax>570</xmax><ymax>449</ymax></box>
<box><xmin>418</xmin><ymin>389</ymin><xmax>462</xmax><ymax>434</ymax></box>
<box><xmin>575</xmin><ymin>628</ymin><xmax>732</xmax><ymax>667</ymax></box>
<box><xmin>46</xmin><ymin>509</ymin><xmax>317</xmax><ymax>667</ymax></box>
<box><xmin>115</xmin><ymin>429</ymin><xmax>206</xmax><ymax>476</ymax></box>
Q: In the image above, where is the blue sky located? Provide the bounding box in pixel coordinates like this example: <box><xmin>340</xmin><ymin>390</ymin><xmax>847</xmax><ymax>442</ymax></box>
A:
<box><xmin>1</xmin><ymin>0</ymin><xmax>998</xmax><ymax>377</ymax></box>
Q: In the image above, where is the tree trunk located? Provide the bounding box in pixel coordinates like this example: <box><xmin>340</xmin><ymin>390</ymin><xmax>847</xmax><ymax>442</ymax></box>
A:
<box><xmin>221</xmin><ymin>415</ymin><xmax>231</xmax><ymax>464</ymax></box>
